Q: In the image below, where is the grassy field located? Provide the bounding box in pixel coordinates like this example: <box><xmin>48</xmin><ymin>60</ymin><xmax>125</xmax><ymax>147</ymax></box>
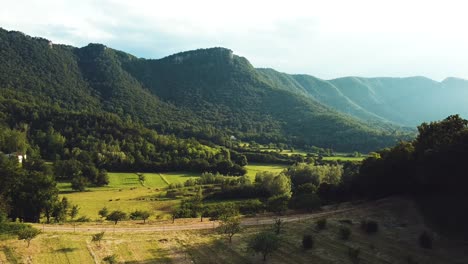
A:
<box><xmin>322</xmin><ymin>156</ymin><xmax>366</xmax><ymax>162</ymax></box>
<box><xmin>244</xmin><ymin>163</ymin><xmax>288</xmax><ymax>180</ymax></box>
<box><xmin>57</xmin><ymin>172</ymin><xmax>199</xmax><ymax>221</ymax></box>
<box><xmin>57</xmin><ymin>165</ymin><xmax>286</xmax><ymax>221</ymax></box>
<box><xmin>1</xmin><ymin>198</ymin><xmax>466</xmax><ymax>264</ymax></box>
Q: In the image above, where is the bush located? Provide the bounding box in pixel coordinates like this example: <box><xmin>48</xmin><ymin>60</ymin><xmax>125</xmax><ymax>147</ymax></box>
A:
<box><xmin>302</xmin><ymin>234</ymin><xmax>314</xmax><ymax>249</ymax></box>
<box><xmin>103</xmin><ymin>254</ymin><xmax>117</xmax><ymax>264</ymax></box>
<box><xmin>76</xmin><ymin>216</ymin><xmax>91</xmax><ymax>222</ymax></box>
<box><xmin>316</xmin><ymin>218</ymin><xmax>327</xmax><ymax>231</ymax></box>
<box><xmin>419</xmin><ymin>231</ymin><xmax>432</xmax><ymax>249</ymax></box>
<box><xmin>339</xmin><ymin>226</ymin><xmax>351</xmax><ymax>240</ymax></box>
<box><xmin>360</xmin><ymin>220</ymin><xmax>378</xmax><ymax>234</ymax></box>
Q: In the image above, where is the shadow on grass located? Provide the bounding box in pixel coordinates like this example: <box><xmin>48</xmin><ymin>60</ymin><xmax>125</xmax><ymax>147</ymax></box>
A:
<box><xmin>55</xmin><ymin>247</ymin><xmax>78</xmax><ymax>253</ymax></box>
<box><xmin>123</xmin><ymin>248</ymin><xmax>173</xmax><ymax>264</ymax></box>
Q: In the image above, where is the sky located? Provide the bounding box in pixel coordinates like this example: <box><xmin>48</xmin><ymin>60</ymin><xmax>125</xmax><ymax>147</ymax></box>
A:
<box><xmin>1</xmin><ymin>0</ymin><xmax>467</xmax><ymax>81</ymax></box>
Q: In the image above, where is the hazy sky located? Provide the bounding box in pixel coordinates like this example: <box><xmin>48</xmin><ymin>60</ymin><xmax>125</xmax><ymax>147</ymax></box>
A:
<box><xmin>1</xmin><ymin>0</ymin><xmax>467</xmax><ymax>80</ymax></box>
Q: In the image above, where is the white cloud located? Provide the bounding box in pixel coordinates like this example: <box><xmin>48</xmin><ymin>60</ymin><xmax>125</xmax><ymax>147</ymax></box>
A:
<box><xmin>1</xmin><ymin>0</ymin><xmax>467</xmax><ymax>80</ymax></box>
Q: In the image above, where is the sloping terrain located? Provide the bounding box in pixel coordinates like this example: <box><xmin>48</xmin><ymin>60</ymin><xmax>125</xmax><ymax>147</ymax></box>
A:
<box><xmin>0</xmin><ymin>28</ymin><xmax>407</xmax><ymax>152</ymax></box>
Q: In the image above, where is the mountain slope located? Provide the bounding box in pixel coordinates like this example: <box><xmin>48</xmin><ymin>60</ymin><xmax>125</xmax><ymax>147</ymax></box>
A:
<box><xmin>121</xmin><ymin>48</ymin><xmax>403</xmax><ymax>151</ymax></box>
<box><xmin>257</xmin><ymin>69</ymin><xmax>388</xmax><ymax>123</ymax></box>
<box><xmin>256</xmin><ymin>67</ymin><xmax>468</xmax><ymax>126</ymax></box>
<box><xmin>0</xmin><ymin>28</ymin><xmax>407</xmax><ymax>152</ymax></box>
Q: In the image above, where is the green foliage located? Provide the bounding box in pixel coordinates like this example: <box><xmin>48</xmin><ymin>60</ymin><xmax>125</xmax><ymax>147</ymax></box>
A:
<box><xmin>17</xmin><ymin>226</ymin><xmax>41</xmax><ymax>247</ymax></box>
<box><xmin>103</xmin><ymin>254</ymin><xmax>118</xmax><ymax>264</ymax></box>
<box><xmin>92</xmin><ymin>232</ymin><xmax>105</xmax><ymax>246</ymax></box>
<box><xmin>272</xmin><ymin>218</ymin><xmax>284</xmax><ymax>235</ymax></box>
<box><xmin>129</xmin><ymin>210</ymin><xmax>151</xmax><ymax>223</ymax></box>
<box><xmin>218</xmin><ymin>216</ymin><xmax>242</xmax><ymax>243</ymax></box>
<box><xmin>266</xmin><ymin>194</ymin><xmax>290</xmax><ymax>215</ymax></box>
<box><xmin>302</xmin><ymin>234</ymin><xmax>314</xmax><ymax>250</ymax></box>
<box><xmin>98</xmin><ymin>207</ymin><xmax>109</xmax><ymax>218</ymax></box>
<box><xmin>0</xmin><ymin>155</ymin><xmax>59</xmax><ymax>222</ymax></box>
<box><xmin>286</xmin><ymin>163</ymin><xmax>343</xmax><ymax>188</ymax></box>
<box><xmin>0</xmin><ymin>29</ymin><xmax>404</xmax><ymax>153</ymax></box>
<box><xmin>352</xmin><ymin>115</ymin><xmax>468</xmax><ymax>235</ymax></box>
<box><xmin>106</xmin><ymin>210</ymin><xmax>127</xmax><ymax>225</ymax></box>
<box><xmin>69</xmin><ymin>205</ymin><xmax>79</xmax><ymax>220</ymax></box>
<box><xmin>289</xmin><ymin>184</ymin><xmax>321</xmax><ymax>212</ymax></box>
<box><xmin>248</xmin><ymin>231</ymin><xmax>280</xmax><ymax>261</ymax></box>
<box><xmin>255</xmin><ymin>172</ymin><xmax>292</xmax><ymax>197</ymax></box>
<box><xmin>71</xmin><ymin>176</ymin><xmax>89</xmax><ymax>192</ymax></box>
<box><xmin>339</xmin><ymin>226</ymin><xmax>351</xmax><ymax>240</ymax></box>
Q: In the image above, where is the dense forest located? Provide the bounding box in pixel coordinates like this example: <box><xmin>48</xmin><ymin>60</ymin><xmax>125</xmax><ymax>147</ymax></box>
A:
<box><xmin>0</xmin><ymin>28</ymin><xmax>410</xmax><ymax>152</ymax></box>
<box><xmin>350</xmin><ymin>115</ymin><xmax>468</xmax><ymax>236</ymax></box>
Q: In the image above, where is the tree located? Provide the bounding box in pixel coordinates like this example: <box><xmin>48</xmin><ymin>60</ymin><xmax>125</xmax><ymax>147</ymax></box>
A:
<box><xmin>18</xmin><ymin>227</ymin><xmax>41</xmax><ymax>247</ymax></box>
<box><xmin>273</xmin><ymin>218</ymin><xmax>284</xmax><ymax>235</ymax></box>
<box><xmin>218</xmin><ymin>216</ymin><xmax>242</xmax><ymax>243</ymax></box>
<box><xmin>98</xmin><ymin>207</ymin><xmax>109</xmax><ymax>219</ymax></box>
<box><xmin>137</xmin><ymin>173</ymin><xmax>145</xmax><ymax>185</ymax></box>
<box><xmin>69</xmin><ymin>205</ymin><xmax>79</xmax><ymax>232</ymax></box>
<box><xmin>92</xmin><ymin>232</ymin><xmax>105</xmax><ymax>246</ymax></box>
<box><xmin>52</xmin><ymin>197</ymin><xmax>69</xmax><ymax>223</ymax></box>
<box><xmin>266</xmin><ymin>194</ymin><xmax>290</xmax><ymax>215</ymax></box>
<box><xmin>71</xmin><ymin>175</ymin><xmax>88</xmax><ymax>192</ymax></box>
<box><xmin>69</xmin><ymin>205</ymin><xmax>79</xmax><ymax>220</ymax></box>
<box><xmin>248</xmin><ymin>231</ymin><xmax>280</xmax><ymax>261</ymax></box>
<box><xmin>255</xmin><ymin>172</ymin><xmax>292</xmax><ymax>197</ymax></box>
<box><xmin>130</xmin><ymin>210</ymin><xmax>151</xmax><ymax>224</ymax></box>
<box><xmin>106</xmin><ymin>211</ymin><xmax>127</xmax><ymax>225</ymax></box>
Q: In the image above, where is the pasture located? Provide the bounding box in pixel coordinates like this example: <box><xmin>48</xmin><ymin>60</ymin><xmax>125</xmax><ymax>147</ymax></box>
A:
<box><xmin>57</xmin><ymin>164</ymin><xmax>287</xmax><ymax>221</ymax></box>
<box><xmin>57</xmin><ymin>172</ymin><xmax>199</xmax><ymax>220</ymax></box>
<box><xmin>1</xmin><ymin>198</ymin><xmax>466</xmax><ymax>264</ymax></box>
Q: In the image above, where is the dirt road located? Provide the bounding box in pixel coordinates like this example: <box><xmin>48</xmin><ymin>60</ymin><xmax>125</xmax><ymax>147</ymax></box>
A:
<box><xmin>33</xmin><ymin>206</ymin><xmax>361</xmax><ymax>233</ymax></box>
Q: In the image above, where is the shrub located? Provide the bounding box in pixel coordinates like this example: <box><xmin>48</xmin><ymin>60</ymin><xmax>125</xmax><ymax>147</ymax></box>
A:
<box><xmin>302</xmin><ymin>234</ymin><xmax>314</xmax><ymax>250</ymax></box>
<box><xmin>348</xmin><ymin>247</ymin><xmax>360</xmax><ymax>264</ymax></box>
<box><xmin>103</xmin><ymin>254</ymin><xmax>117</xmax><ymax>264</ymax></box>
<box><xmin>339</xmin><ymin>226</ymin><xmax>351</xmax><ymax>240</ymax></box>
<box><xmin>360</xmin><ymin>220</ymin><xmax>378</xmax><ymax>234</ymax></box>
<box><xmin>76</xmin><ymin>216</ymin><xmax>91</xmax><ymax>222</ymax></box>
<box><xmin>316</xmin><ymin>218</ymin><xmax>327</xmax><ymax>231</ymax></box>
<box><xmin>419</xmin><ymin>231</ymin><xmax>432</xmax><ymax>249</ymax></box>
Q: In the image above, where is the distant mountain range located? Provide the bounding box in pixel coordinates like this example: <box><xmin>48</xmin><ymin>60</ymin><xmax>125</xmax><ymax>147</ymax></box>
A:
<box><xmin>258</xmin><ymin>69</ymin><xmax>468</xmax><ymax>126</ymax></box>
<box><xmin>2</xmin><ymin>28</ymin><xmax>466</xmax><ymax>152</ymax></box>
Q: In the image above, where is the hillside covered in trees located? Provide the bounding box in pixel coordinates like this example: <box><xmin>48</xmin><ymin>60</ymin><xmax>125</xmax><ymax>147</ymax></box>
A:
<box><xmin>0</xmin><ymin>28</ymin><xmax>410</xmax><ymax>152</ymax></box>
<box><xmin>258</xmin><ymin>68</ymin><xmax>468</xmax><ymax>126</ymax></box>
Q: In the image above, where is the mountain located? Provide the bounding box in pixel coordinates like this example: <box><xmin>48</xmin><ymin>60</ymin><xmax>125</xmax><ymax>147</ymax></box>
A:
<box><xmin>257</xmin><ymin>69</ymin><xmax>468</xmax><ymax>126</ymax></box>
<box><xmin>0</xmin><ymin>28</ymin><xmax>409</xmax><ymax>152</ymax></box>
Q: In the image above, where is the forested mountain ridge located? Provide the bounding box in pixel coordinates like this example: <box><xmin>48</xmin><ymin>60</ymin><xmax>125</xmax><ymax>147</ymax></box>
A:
<box><xmin>257</xmin><ymin>68</ymin><xmax>468</xmax><ymax>126</ymax></box>
<box><xmin>0</xmin><ymin>28</ymin><xmax>409</xmax><ymax>152</ymax></box>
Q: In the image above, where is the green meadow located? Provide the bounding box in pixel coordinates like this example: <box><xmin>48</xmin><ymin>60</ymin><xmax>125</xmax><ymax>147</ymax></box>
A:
<box><xmin>57</xmin><ymin>164</ymin><xmax>288</xmax><ymax>220</ymax></box>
